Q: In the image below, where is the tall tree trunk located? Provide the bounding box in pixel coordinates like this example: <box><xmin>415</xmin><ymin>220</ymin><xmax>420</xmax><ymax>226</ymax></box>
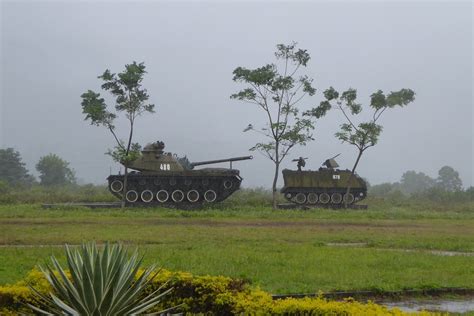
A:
<box><xmin>121</xmin><ymin>119</ymin><xmax>134</xmax><ymax>208</ymax></box>
<box><xmin>344</xmin><ymin>149</ymin><xmax>364</xmax><ymax>208</ymax></box>
<box><xmin>122</xmin><ymin>166</ymin><xmax>128</xmax><ymax>208</ymax></box>
<box><xmin>272</xmin><ymin>143</ymin><xmax>280</xmax><ymax>209</ymax></box>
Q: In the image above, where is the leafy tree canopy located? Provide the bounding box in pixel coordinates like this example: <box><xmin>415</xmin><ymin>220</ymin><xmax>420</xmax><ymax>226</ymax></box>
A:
<box><xmin>305</xmin><ymin>86</ymin><xmax>415</xmax><ymax>207</ymax></box>
<box><xmin>81</xmin><ymin>61</ymin><xmax>154</xmax><ymax>164</ymax></box>
<box><xmin>36</xmin><ymin>154</ymin><xmax>76</xmax><ymax>186</ymax></box>
<box><xmin>400</xmin><ymin>170</ymin><xmax>436</xmax><ymax>195</ymax></box>
<box><xmin>0</xmin><ymin>148</ymin><xmax>35</xmax><ymax>186</ymax></box>
<box><xmin>437</xmin><ymin>165</ymin><xmax>462</xmax><ymax>192</ymax></box>
<box><xmin>231</xmin><ymin>42</ymin><xmax>320</xmax><ymax>208</ymax></box>
<box><xmin>306</xmin><ymin>87</ymin><xmax>415</xmax><ymax>152</ymax></box>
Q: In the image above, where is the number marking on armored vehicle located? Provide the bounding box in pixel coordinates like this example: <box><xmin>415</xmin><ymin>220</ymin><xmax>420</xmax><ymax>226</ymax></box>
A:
<box><xmin>107</xmin><ymin>141</ymin><xmax>252</xmax><ymax>208</ymax></box>
<box><xmin>281</xmin><ymin>155</ymin><xmax>367</xmax><ymax>207</ymax></box>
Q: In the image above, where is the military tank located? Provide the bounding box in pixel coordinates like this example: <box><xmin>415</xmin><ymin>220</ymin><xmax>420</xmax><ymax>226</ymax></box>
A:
<box><xmin>107</xmin><ymin>141</ymin><xmax>252</xmax><ymax>207</ymax></box>
<box><xmin>281</xmin><ymin>155</ymin><xmax>367</xmax><ymax>206</ymax></box>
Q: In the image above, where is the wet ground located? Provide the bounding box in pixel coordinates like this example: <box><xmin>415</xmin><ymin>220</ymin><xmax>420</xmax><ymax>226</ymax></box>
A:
<box><xmin>380</xmin><ymin>297</ymin><xmax>474</xmax><ymax>313</ymax></box>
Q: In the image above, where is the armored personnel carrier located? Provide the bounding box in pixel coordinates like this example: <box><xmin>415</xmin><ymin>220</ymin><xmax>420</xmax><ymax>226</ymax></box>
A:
<box><xmin>107</xmin><ymin>141</ymin><xmax>252</xmax><ymax>207</ymax></box>
<box><xmin>281</xmin><ymin>155</ymin><xmax>367</xmax><ymax>206</ymax></box>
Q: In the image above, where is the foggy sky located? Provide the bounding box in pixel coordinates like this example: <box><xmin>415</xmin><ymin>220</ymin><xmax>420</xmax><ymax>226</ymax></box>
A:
<box><xmin>1</xmin><ymin>1</ymin><xmax>473</xmax><ymax>188</ymax></box>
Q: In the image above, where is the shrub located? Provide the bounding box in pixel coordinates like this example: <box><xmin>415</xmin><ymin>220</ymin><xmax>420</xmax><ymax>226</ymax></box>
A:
<box><xmin>1</xmin><ymin>268</ymin><xmax>433</xmax><ymax>315</ymax></box>
<box><xmin>27</xmin><ymin>242</ymin><xmax>172</xmax><ymax>315</ymax></box>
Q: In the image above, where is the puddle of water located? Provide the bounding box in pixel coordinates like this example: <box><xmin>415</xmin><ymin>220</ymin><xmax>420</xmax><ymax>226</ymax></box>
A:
<box><xmin>325</xmin><ymin>242</ymin><xmax>474</xmax><ymax>257</ymax></box>
<box><xmin>326</xmin><ymin>242</ymin><xmax>368</xmax><ymax>247</ymax></box>
<box><xmin>381</xmin><ymin>298</ymin><xmax>474</xmax><ymax>313</ymax></box>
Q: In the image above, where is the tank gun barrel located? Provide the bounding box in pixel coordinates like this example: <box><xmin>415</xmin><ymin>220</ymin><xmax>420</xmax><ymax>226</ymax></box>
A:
<box><xmin>190</xmin><ymin>155</ymin><xmax>253</xmax><ymax>168</ymax></box>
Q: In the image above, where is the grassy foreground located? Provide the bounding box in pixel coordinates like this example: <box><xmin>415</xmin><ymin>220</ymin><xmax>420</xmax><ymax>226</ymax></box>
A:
<box><xmin>0</xmin><ymin>200</ymin><xmax>473</xmax><ymax>294</ymax></box>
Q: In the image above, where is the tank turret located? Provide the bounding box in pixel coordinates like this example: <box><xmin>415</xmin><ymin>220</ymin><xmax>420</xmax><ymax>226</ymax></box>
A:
<box><xmin>125</xmin><ymin>141</ymin><xmax>252</xmax><ymax>172</ymax></box>
<box><xmin>108</xmin><ymin>141</ymin><xmax>252</xmax><ymax>208</ymax></box>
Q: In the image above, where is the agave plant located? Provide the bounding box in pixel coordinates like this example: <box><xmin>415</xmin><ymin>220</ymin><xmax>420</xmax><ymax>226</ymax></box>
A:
<box><xmin>28</xmin><ymin>242</ymin><xmax>173</xmax><ymax>315</ymax></box>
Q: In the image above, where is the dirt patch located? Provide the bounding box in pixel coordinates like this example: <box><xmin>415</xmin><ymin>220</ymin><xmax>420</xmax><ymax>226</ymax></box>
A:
<box><xmin>0</xmin><ymin>219</ymin><xmax>98</xmax><ymax>226</ymax></box>
<box><xmin>0</xmin><ymin>218</ymin><xmax>424</xmax><ymax>229</ymax></box>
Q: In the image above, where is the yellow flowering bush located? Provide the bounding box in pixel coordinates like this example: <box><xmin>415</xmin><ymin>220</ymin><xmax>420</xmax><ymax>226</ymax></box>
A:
<box><xmin>0</xmin><ymin>268</ymin><xmax>436</xmax><ymax>315</ymax></box>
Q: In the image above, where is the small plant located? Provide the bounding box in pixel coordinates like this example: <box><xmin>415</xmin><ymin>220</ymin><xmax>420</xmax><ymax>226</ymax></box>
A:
<box><xmin>28</xmin><ymin>242</ymin><xmax>173</xmax><ymax>315</ymax></box>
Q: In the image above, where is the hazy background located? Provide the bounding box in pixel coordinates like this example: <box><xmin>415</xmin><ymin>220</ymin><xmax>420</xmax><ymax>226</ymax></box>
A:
<box><xmin>1</xmin><ymin>0</ymin><xmax>472</xmax><ymax>188</ymax></box>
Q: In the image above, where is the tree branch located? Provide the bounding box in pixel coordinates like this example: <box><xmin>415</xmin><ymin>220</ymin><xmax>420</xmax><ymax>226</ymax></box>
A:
<box><xmin>279</xmin><ymin>143</ymin><xmax>295</xmax><ymax>163</ymax></box>
<box><xmin>337</xmin><ymin>102</ymin><xmax>360</xmax><ymax>133</ymax></box>
<box><xmin>108</xmin><ymin>125</ymin><xmax>125</xmax><ymax>150</ymax></box>
<box><xmin>373</xmin><ymin>107</ymin><xmax>387</xmax><ymax>122</ymax></box>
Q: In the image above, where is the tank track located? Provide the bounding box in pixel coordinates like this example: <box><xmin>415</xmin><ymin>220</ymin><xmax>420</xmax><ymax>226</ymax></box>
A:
<box><xmin>282</xmin><ymin>188</ymin><xmax>367</xmax><ymax>207</ymax></box>
<box><xmin>107</xmin><ymin>173</ymin><xmax>242</xmax><ymax>208</ymax></box>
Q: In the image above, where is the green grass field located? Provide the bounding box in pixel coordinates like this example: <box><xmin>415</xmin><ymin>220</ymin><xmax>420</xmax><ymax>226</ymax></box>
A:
<box><xmin>0</xmin><ymin>199</ymin><xmax>473</xmax><ymax>294</ymax></box>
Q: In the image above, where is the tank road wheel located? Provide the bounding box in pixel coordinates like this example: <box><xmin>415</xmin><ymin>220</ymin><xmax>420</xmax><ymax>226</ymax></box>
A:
<box><xmin>343</xmin><ymin>193</ymin><xmax>355</xmax><ymax>204</ymax></box>
<box><xmin>126</xmin><ymin>190</ymin><xmax>139</xmax><ymax>203</ymax></box>
<box><xmin>319</xmin><ymin>193</ymin><xmax>330</xmax><ymax>204</ymax></box>
<box><xmin>307</xmin><ymin>193</ymin><xmax>318</xmax><ymax>204</ymax></box>
<box><xmin>140</xmin><ymin>190</ymin><xmax>154</xmax><ymax>203</ymax></box>
<box><xmin>156</xmin><ymin>190</ymin><xmax>169</xmax><ymax>203</ymax></box>
<box><xmin>204</xmin><ymin>190</ymin><xmax>217</xmax><ymax>203</ymax></box>
<box><xmin>187</xmin><ymin>190</ymin><xmax>200</xmax><ymax>203</ymax></box>
<box><xmin>331</xmin><ymin>193</ymin><xmax>343</xmax><ymax>204</ymax></box>
<box><xmin>223</xmin><ymin>180</ymin><xmax>233</xmax><ymax>189</ymax></box>
<box><xmin>171</xmin><ymin>190</ymin><xmax>185</xmax><ymax>203</ymax></box>
<box><xmin>295</xmin><ymin>193</ymin><xmax>307</xmax><ymax>204</ymax></box>
<box><xmin>110</xmin><ymin>180</ymin><xmax>123</xmax><ymax>193</ymax></box>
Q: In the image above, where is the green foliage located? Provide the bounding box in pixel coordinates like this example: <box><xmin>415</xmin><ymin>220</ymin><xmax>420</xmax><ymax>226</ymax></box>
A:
<box><xmin>0</xmin><ymin>148</ymin><xmax>35</xmax><ymax>187</ymax></box>
<box><xmin>400</xmin><ymin>171</ymin><xmax>436</xmax><ymax>195</ymax></box>
<box><xmin>231</xmin><ymin>42</ymin><xmax>321</xmax><ymax>208</ymax></box>
<box><xmin>309</xmin><ymin>87</ymin><xmax>415</xmax><ymax>152</ymax></box>
<box><xmin>80</xmin><ymin>61</ymin><xmax>155</xmax><ymax>165</ymax></box>
<box><xmin>107</xmin><ymin>142</ymin><xmax>142</xmax><ymax>164</ymax></box>
<box><xmin>80</xmin><ymin>90</ymin><xmax>116</xmax><ymax>128</ymax></box>
<box><xmin>1</xmin><ymin>268</ymin><xmax>430</xmax><ymax>315</ymax></box>
<box><xmin>437</xmin><ymin>165</ymin><xmax>463</xmax><ymax>192</ymax></box>
<box><xmin>36</xmin><ymin>154</ymin><xmax>76</xmax><ymax>186</ymax></box>
<box><xmin>305</xmin><ymin>86</ymin><xmax>415</xmax><ymax>207</ymax></box>
<box><xmin>370</xmin><ymin>166</ymin><xmax>470</xmax><ymax>203</ymax></box>
<box><xmin>28</xmin><ymin>242</ymin><xmax>172</xmax><ymax>315</ymax></box>
<box><xmin>0</xmin><ymin>184</ymin><xmax>114</xmax><ymax>204</ymax></box>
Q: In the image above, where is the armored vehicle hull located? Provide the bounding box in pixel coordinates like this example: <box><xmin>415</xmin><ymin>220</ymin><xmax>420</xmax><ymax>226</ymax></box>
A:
<box><xmin>281</xmin><ymin>167</ymin><xmax>367</xmax><ymax>206</ymax></box>
<box><xmin>108</xmin><ymin>170</ymin><xmax>243</xmax><ymax>207</ymax></box>
<box><xmin>107</xmin><ymin>141</ymin><xmax>252</xmax><ymax>208</ymax></box>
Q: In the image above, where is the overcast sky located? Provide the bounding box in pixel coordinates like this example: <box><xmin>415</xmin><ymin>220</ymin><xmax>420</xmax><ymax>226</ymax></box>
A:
<box><xmin>1</xmin><ymin>0</ymin><xmax>472</xmax><ymax>188</ymax></box>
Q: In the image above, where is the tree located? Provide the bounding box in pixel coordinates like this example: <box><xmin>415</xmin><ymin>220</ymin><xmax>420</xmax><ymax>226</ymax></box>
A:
<box><xmin>370</xmin><ymin>182</ymin><xmax>397</xmax><ymax>197</ymax></box>
<box><xmin>400</xmin><ymin>170</ymin><xmax>435</xmax><ymax>195</ymax></box>
<box><xmin>231</xmin><ymin>43</ymin><xmax>319</xmax><ymax>209</ymax></box>
<box><xmin>36</xmin><ymin>154</ymin><xmax>76</xmax><ymax>186</ymax></box>
<box><xmin>81</xmin><ymin>62</ymin><xmax>155</xmax><ymax>207</ymax></box>
<box><xmin>0</xmin><ymin>148</ymin><xmax>35</xmax><ymax>186</ymax></box>
<box><xmin>437</xmin><ymin>165</ymin><xmax>462</xmax><ymax>192</ymax></box>
<box><xmin>306</xmin><ymin>87</ymin><xmax>415</xmax><ymax>207</ymax></box>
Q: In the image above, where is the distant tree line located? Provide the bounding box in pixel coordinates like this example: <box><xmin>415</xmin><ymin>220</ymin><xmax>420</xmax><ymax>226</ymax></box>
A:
<box><xmin>0</xmin><ymin>148</ymin><xmax>76</xmax><ymax>190</ymax></box>
<box><xmin>370</xmin><ymin>166</ymin><xmax>473</xmax><ymax>202</ymax></box>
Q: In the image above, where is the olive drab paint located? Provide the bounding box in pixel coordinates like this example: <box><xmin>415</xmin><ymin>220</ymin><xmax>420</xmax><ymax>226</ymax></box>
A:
<box><xmin>281</xmin><ymin>156</ymin><xmax>367</xmax><ymax>206</ymax></box>
<box><xmin>107</xmin><ymin>141</ymin><xmax>252</xmax><ymax>208</ymax></box>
